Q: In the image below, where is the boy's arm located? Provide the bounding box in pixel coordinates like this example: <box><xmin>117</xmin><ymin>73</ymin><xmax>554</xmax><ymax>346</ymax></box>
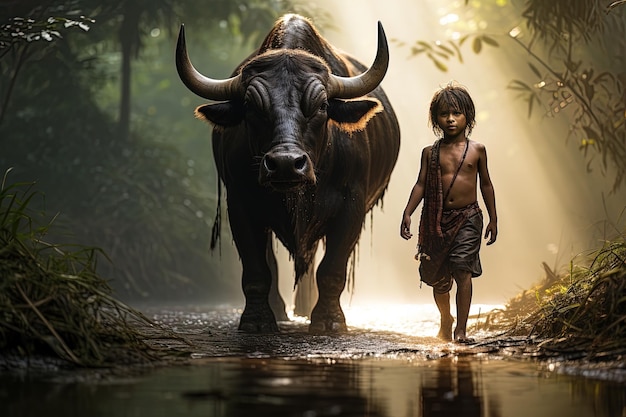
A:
<box><xmin>401</xmin><ymin>147</ymin><xmax>430</xmax><ymax>240</ymax></box>
<box><xmin>477</xmin><ymin>144</ymin><xmax>498</xmax><ymax>245</ymax></box>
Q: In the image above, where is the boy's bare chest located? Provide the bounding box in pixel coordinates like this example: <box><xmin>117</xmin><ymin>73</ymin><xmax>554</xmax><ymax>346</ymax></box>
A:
<box><xmin>438</xmin><ymin>144</ymin><xmax>477</xmax><ymax>175</ymax></box>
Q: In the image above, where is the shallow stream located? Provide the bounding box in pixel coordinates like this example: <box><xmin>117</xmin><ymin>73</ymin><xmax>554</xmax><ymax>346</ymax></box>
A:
<box><xmin>1</xmin><ymin>304</ymin><xmax>624</xmax><ymax>417</ymax></box>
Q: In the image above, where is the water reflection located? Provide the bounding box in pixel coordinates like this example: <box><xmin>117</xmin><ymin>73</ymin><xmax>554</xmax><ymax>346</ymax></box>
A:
<box><xmin>211</xmin><ymin>359</ymin><xmax>385</xmax><ymax>417</ymax></box>
<box><xmin>2</xmin><ymin>355</ymin><xmax>625</xmax><ymax>417</ymax></box>
<box><xmin>421</xmin><ymin>356</ymin><xmax>483</xmax><ymax>417</ymax></box>
<box><xmin>1</xmin><ymin>305</ymin><xmax>625</xmax><ymax>416</ymax></box>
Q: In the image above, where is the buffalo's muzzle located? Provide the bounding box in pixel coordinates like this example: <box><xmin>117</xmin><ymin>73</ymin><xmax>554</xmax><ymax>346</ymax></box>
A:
<box><xmin>259</xmin><ymin>146</ymin><xmax>316</xmax><ymax>191</ymax></box>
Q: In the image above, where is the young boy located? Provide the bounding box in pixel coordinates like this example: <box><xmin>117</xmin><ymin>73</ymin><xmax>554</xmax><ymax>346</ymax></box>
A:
<box><xmin>400</xmin><ymin>83</ymin><xmax>497</xmax><ymax>343</ymax></box>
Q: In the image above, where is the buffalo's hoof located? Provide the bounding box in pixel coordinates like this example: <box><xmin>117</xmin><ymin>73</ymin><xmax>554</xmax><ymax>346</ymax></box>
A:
<box><xmin>309</xmin><ymin>305</ymin><xmax>347</xmax><ymax>334</ymax></box>
<box><xmin>238</xmin><ymin>320</ymin><xmax>279</xmax><ymax>333</ymax></box>
<box><xmin>308</xmin><ymin>319</ymin><xmax>347</xmax><ymax>334</ymax></box>
<box><xmin>238</xmin><ymin>304</ymin><xmax>279</xmax><ymax>333</ymax></box>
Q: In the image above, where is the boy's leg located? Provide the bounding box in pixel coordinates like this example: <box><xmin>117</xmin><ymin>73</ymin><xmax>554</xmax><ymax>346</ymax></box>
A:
<box><xmin>433</xmin><ymin>289</ymin><xmax>454</xmax><ymax>341</ymax></box>
<box><xmin>452</xmin><ymin>269</ymin><xmax>473</xmax><ymax>341</ymax></box>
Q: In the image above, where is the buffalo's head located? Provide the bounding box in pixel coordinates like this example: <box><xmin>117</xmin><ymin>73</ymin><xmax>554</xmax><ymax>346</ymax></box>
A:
<box><xmin>176</xmin><ymin>18</ymin><xmax>389</xmax><ymax>192</ymax></box>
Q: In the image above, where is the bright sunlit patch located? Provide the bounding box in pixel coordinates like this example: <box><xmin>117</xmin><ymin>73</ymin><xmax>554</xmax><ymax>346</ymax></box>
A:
<box><xmin>476</xmin><ymin>110</ymin><xmax>489</xmax><ymax>123</ymax></box>
<box><xmin>288</xmin><ymin>303</ymin><xmax>505</xmax><ymax>336</ymax></box>
<box><xmin>344</xmin><ymin>304</ymin><xmax>440</xmax><ymax>336</ymax></box>
<box><xmin>286</xmin><ymin>311</ymin><xmax>310</xmax><ymax>325</ymax></box>
<box><xmin>340</xmin><ymin>303</ymin><xmax>504</xmax><ymax>337</ymax></box>
<box><xmin>509</xmin><ymin>26</ymin><xmax>522</xmax><ymax>38</ymax></box>
<box><xmin>547</xmin><ymin>243</ymin><xmax>559</xmax><ymax>254</ymax></box>
<box><xmin>439</xmin><ymin>13</ymin><xmax>459</xmax><ymax>26</ymax></box>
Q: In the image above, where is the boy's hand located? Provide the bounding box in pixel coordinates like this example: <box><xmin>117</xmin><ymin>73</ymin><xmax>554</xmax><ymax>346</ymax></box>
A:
<box><xmin>400</xmin><ymin>216</ymin><xmax>413</xmax><ymax>240</ymax></box>
<box><xmin>484</xmin><ymin>221</ymin><xmax>497</xmax><ymax>245</ymax></box>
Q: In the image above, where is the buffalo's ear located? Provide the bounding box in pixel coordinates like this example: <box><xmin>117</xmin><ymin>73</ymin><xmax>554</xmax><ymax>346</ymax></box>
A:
<box><xmin>327</xmin><ymin>98</ymin><xmax>383</xmax><ymax>133</ymax></box>
<box><xmin>195</xmin><ymin>102</ymin><xmax>244</xmax><ymax>128</ymax></box>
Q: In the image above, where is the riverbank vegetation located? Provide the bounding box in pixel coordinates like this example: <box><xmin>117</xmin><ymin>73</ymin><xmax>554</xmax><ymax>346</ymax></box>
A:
<box><xmin>480</xmin><ymin>227</ymin><xmax>626</xmax><ymax>360</ymax></box>
<box><xmin>0</xmin><ymin>173</ymin><xmax>159</xmax><ymax>366</ymax></box>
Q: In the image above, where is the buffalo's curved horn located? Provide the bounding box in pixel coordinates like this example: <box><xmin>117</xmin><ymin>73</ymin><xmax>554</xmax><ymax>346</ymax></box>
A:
<box><xmin>176</xmin><ymin>25</ymin><xmax>243</xmax><ymax>101</ymax></box>
<box><xmin>328</xmin><ymin>21</ymin><xmax>389</xmax><ymax>99</ymax></box>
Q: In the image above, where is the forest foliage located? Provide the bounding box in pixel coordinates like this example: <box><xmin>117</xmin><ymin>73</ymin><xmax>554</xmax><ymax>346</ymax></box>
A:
<box><xmin>400</xmin><ymin>0</ymin><xmax>626</xmax><ymax>192</ymax></box>
<box><xmin>0</xmin><ymin>0</ymin><xmax>327</xmax><ymax>301</ymax></box>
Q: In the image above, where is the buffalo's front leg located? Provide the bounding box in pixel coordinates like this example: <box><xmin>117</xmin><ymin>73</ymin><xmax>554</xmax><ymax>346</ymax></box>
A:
<box><xmin>228</xmin><ymin>200</ymin><xmax>278</xmax><ymax>333</ymax></box>
<box><xmin>309</xmin><ymin>206</ymin><xmax>363</xmax><ymax>334</ymax></box>
<box><xmin>309</xmin><ymin>256</ymin><xmax>348</xmax><ymax>333</ymax></box>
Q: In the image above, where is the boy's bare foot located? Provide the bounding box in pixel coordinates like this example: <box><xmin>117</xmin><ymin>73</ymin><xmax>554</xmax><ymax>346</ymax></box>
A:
<box><xmin>453</xmin><ymin>329</ymin><xmax>475</xmax><ymax>344</ymax></box>
<box><xmin>437</xmin><ymin>315</ymin><xmax>454</xmax><ymax>341</ymax></box>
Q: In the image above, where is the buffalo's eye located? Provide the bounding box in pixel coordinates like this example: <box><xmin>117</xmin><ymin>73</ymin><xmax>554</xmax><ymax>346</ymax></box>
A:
<box><xmin>301</xmin><ymin>79</ymin><xmax>327</xmax><ymax>118</ymax></box>
<box><xmin>245</xmin><ymin>80</ymin><xmax>270</xmax><ymax>116</ymax></box>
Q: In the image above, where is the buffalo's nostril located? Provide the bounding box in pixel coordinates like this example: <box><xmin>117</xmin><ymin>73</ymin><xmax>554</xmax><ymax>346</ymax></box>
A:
<box><xmin>294</xmin><ymin>155</ymin><xmax>307</xmax><ymax>171</ymax></box>
<box><xmin>264</xmin><ymin>156</ymin><xmax>277</xmax><ymax>172</ymax></box>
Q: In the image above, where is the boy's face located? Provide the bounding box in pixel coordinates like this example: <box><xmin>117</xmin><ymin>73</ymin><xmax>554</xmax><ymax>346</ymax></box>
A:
<box><xmin>436</xmin><ymin>105</ymin><xmax>467</xmax><ymax>138</ymax></box>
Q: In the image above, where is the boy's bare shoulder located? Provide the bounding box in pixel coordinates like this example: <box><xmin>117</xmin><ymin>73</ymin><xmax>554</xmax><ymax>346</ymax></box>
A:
<box><xmin>468</xmin><ymin>139</ymin><xmax>487</xmax><ymax>153</ymax></box>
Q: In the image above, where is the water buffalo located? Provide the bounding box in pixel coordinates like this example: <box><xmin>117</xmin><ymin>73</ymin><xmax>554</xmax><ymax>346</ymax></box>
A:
<box><xmin>176</xmin><ymin>14</ymin><xmax>400</xmax><ymax>333</ymax></box>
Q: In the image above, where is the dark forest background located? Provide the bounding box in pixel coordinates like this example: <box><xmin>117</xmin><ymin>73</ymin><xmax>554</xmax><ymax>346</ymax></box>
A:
<box><xmin>0</xmin><ymin>0</ymin><xmax>331</xmax><ymax>302</ymax></box>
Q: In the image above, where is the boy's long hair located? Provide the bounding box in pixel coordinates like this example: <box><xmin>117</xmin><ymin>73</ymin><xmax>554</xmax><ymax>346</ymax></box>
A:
<box><xmin>428</xmin><ymin>82</ymin><xmax>476</xmax><ymax>138</ymax></box>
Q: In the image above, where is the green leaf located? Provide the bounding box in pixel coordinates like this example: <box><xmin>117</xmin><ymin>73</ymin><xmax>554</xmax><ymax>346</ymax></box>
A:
<box><xmin>433</xmin><ymin>50</ymin><xmax>451</xmax><ymax>60</ymax></box>
<box><xmin>583</xmin><ymin>81</ymin><xmax>595</xmax><ymax>101</ymax></box>
<box><xmin>448</xmin><ymin>41</ymin><xmax>464</xmax><ymax>63</ymax></box>
<box><xmin>593</xmin><ymin>71</ymin><xmax>614</xmax><ymax>84</ymax></box>
<box><xmin>417</xmin><ymin>41</ymin><xmax>433</xmax><ymax>50</ymax></box>
<box><xmin>434</xmin><ymin>59</ymin><xmax>449</xmax><ymax>72</ymax></box>
<box><xmin>582</xmin><ymin>126</ymin><xmax>600</xmax><ymax>141</ymax></box>
<box><xmin>527</xmin><ymin>94</ymin><xmax>535</xmax><ymax>118</ymax></box>
<box><xmin>480</xmin><ymin>35</ymin><xmax>499</xmax><ymax>47</ymax></box>
<box><xmin>410</xmin><ymin>46</ymin><xmax>426</xmax><ymax>56</ymax></box>
<box><xmin>427</xmin><ymin>53</ymin><xmax>448</xmax><ymax>72</ymax></box>
<box><xmin>557</xmin><ymin>303</ymin><xmax>580</xmax><ymax>314</ymax></box>
<box><xmin>507</xmin><ymin>79</ymin><xmax>532</xmax><ymax>91</ymax></box>
<box><xmin>472</xmin><ymin>36</ymin><xmax>483</xmax><ymax>53</ymax></box>
<box><xmin>436</xmin><ymin>43</ymin><xmax>455</xmax><ymax>56</ymax></box>
<box><xmin>528</xmin><ymin>63</ymin><xmax>542</xmax><ymax>78</ymax></box>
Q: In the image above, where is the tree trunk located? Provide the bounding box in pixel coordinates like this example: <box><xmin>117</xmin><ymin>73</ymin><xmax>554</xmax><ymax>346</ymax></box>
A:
<box><xmin>118</xmin><ymin>1</ymin><xmax>141</xmax><ymax>141</ymax></box>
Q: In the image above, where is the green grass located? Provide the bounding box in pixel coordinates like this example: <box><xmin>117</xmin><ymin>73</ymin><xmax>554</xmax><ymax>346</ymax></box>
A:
<box><xmin>482</xmin><ymin>229</ymin><xmax>626</xmax><ymax>359</ymax></box>
<box><xmin>0</xmin><ymin>169</ymin><xmax>161</xmax><ymax>367</ymax></box>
